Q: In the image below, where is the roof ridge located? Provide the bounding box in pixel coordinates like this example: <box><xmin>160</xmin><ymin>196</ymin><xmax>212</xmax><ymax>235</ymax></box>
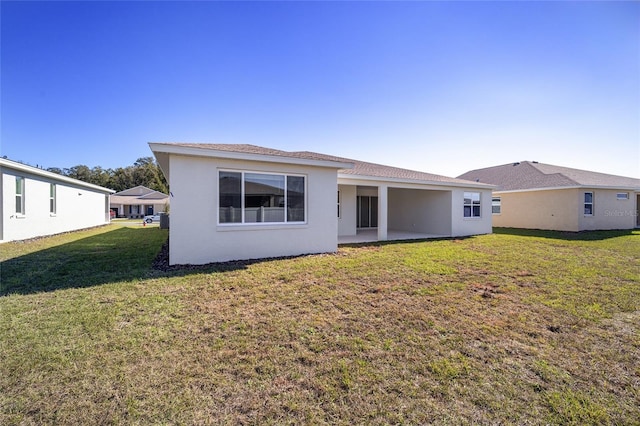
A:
<box><xmin>526</xmin><ymin>161</ymin><xmax>581</xmax><ymax>186</ymax></box>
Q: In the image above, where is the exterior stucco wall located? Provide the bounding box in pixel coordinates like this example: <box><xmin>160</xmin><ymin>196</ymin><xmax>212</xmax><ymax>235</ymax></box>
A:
<box><xmin>1</xmin><ymin>166</ymin><xmax>111</xmax><ymax>242</ymax></box>
<box><xmin>579</xmin><ymin>188</ymin><xmax>637</xmax><ymax>231</ymax></box>
<box><xmin>493</xmin><ymin>189</ymin><xmax>580</xmax><ymax>232</ymax></box>
<box><xmin>338</xmin><ymin>184</ymin><xmax>357</xmax><ymax>237</ymax></box>
<box><xmin>168</xmin><ymin>154</ymin><xmax>340</xmax><ymax>265</ymax></box>
<box><xmin>450</xmin><ymin>188</ymin><xmax>493</xmax><ymax>237</ymax></box>
<box><xmin>494</xmin><ymin>188</ymin><xmax>638</xmax><ymax>232</ymax></box>
<box><xmin>388</xmin><ymin>188</ymin><xmax>452</xmax><ymax>235</ymax></box>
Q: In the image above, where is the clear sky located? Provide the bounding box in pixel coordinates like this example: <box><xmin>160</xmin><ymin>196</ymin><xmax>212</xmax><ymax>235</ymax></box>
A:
<box><xmin>2</xmin><ymin>1</ymin><xmax>639</xmax><ymax>179</ymax></box>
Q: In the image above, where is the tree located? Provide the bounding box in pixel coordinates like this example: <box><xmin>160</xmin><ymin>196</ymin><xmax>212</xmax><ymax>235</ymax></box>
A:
<box><xmin>48</xmin><ymin>157</ymin><xmax>168</xmax><ymax>193</ymax></box>
<box><xmin>89</xmin><ymin>166</ymin><xmax>111</xmax><ymax>188</ymax></box>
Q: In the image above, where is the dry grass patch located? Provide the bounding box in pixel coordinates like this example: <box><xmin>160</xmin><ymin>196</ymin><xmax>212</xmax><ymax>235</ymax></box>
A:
<box><xmin>1</xmin><ymin>227</ymin><xmax>639</xmax><ymax>424</ymax></box>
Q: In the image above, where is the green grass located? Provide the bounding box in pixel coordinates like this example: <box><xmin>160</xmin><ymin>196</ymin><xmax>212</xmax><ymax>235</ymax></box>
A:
<box><xmin>1</xmin><ymin>225</ymin><xmax>639</xmax><ymax>424</ymax></box>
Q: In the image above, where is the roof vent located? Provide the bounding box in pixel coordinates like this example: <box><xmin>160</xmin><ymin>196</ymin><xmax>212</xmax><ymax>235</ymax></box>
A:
<box><xmin>532</xmin><ymin>161</ymin><xmax>538</xmax><ymax>163</ymax></box>
<box><xmin>513</xmin><ymin>162</ymin><xmax>520</xmax><ymax>166</ymax></box>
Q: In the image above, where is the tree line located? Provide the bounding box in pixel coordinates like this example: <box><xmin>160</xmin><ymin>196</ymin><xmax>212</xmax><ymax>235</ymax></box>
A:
<box><xmin>47</xmin><ymin>157</ymin><xmax>168</xmax><ymax>194</ymax></box>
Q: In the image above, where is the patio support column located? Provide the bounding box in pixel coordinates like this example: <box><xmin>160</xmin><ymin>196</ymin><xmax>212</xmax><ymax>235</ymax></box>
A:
<box><xmin>378</xmin><ymin>184</ymin><xmax>388</xmax><ymax>241</ymax></box>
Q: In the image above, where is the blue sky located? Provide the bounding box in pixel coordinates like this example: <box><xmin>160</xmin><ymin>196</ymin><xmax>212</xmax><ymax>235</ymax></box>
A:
<box><xmin>2</xmin><ymin>1</ymin><xmax>639</xmax><ymax>179</ymax></box>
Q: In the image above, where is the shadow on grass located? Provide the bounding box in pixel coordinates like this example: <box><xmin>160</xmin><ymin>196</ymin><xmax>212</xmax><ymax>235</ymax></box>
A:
<box><xmin>1</xmin><ymin>227</ymin><xmax>168</xmax><ymax>296</ymax></box>
<box><xmin>493</xmin><ymin>227</ymin><xmax>638</xmax><ymax>241</ymax></box>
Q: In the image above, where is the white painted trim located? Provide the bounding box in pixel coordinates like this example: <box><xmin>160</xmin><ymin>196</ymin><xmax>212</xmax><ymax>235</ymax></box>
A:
<box><xmin>495</xmin><ymin>185</ymin><xmax>640</xmax><ymax>194</ymax></box>
<box><xmin>149</xmin><ymin>143</ymin><xmax>354</xmax><ymax>170</ymax></box>
<box><xmin>338</xmin><ymin>173</ymin><xmax>494</xmax><ymax>190</ymax></box>
<box><xmin>0</xmin><ymin>158</ymin><xmax>114</xmax><ymax>194</ymax></box>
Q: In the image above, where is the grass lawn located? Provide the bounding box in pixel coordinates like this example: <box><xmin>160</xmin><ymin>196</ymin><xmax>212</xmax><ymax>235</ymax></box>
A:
<box><xmin>1</xmin><ymin>225</ymin><xmax>639</xmax><ymax>425</ymax></box>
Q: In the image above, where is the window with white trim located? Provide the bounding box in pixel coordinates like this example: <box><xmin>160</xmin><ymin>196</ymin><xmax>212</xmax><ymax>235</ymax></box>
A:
<box><xmin>492</xmin><ymin>197</ymin><xmax>501</xmax><ymax>214</ymax></box>
<box><xmin>464</xmin><ymin>192</ymin><xmax>481</xmax><ymax>218</ymax></box>
<box><xmin>50</xmin><ymin>183</ymin><xmax>57</xmax><ymax>214</ymax></box>
<box><xmin>219</xmin><ymin>170</ymin><xmax>306</xmax><ymax>224</ymax></box>
<box><xmin>15</xmin><ymin>176</ymin><xmax>25</xmax><ymax>215</ymax></box>
<box><xmin>337</xmin><ymin>190</ymin><xmax>341</xmax><ymax>218</ymax></box>
<box><xmin>584</xmin><ymin>192</ymin><xmax>594</xmax><ymax>215</ymax></box>
<box><xmin>616</xmin><ymin>192</ymin><xmax>629</xmax><ymax>200</ymax></box>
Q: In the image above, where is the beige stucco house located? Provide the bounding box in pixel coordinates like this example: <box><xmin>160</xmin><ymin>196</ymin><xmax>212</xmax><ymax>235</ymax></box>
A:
<box><xmin>458</xmin><ymin>161</ymin><xmax>640</xmax><ymax>232</ymax></box>
<box><xmin>149</xmin><ymin>143</ymin><xmax>493</xmax><ymax>265</ymax></box>
<box><xmin>110</xmin><ymin>185</ymin><xmax>169</xmax><ymax>218</ymax></box>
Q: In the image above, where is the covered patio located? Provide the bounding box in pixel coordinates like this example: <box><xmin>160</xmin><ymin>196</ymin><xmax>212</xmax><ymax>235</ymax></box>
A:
<box><xmin>338</xmin><ymin>229</ymin><xmax>448</xmax><ymax>244</ymax></box>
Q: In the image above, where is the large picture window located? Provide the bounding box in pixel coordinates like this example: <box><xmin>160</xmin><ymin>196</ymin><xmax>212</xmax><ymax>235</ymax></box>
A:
<box><xmin>219</xmin><ymin>171</ymin><xmax>306</xmax><ymax>224</ymax></box>
<box><xmin>464</xmin><ymin>192</ymin><xmax>481</xmax><ymax>218</ymax></box>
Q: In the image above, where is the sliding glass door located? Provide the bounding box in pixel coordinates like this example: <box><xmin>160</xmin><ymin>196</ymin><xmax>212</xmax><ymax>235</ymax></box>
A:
<box><xmin>357</xmin><ymin>196</ymin><xmax>378</xmax><ymax>228</ymax></box>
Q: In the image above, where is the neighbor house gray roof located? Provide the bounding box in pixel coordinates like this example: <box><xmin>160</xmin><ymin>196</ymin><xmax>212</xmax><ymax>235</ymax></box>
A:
<box><xmin>458</xmin><ymin>161</ymin><xmax>640</xmax><ymax>192</ymax></box>
<box><xmin>150</xmin><ymin>143</ymin><xmax>490</xmax><ymax>188</ymax></box>
<box><xmin>110</xmin><ymin>185</ymin><xmax>169</xmax><ymax>205</ymax></box>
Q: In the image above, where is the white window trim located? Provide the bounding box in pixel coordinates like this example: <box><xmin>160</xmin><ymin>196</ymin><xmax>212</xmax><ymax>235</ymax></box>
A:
<box><xmin>616</xmin><ymin>192</ymin><xmax>629</xmax><ymax>200</ymax></box>
<box><xmin>463</xmin><ymin>191</ymin><xmax>482</xmax><ymax>219</ymax></box>
<box><xmin>584</xmin><ymin>192</ymin><xmax>594</xmax><ymax>216</ymax></box>
<box><xmin>492</xmin><ymin>197</ymin><xmax>501</xmax><ymax>215</ymax></box>
<box><xmin>15</xmin><ymin>176</ymin><xmax>25</xmax><ymax>216</ymax></box>
<box><xmin>50</xmin><ymin>183</ymin><xmax>57</xmax><ymax>216</ymax></box>
<box><xmin>218</xmin><ymin>169</ymin><xmax>307</xmax><ymax>226</ymax></box>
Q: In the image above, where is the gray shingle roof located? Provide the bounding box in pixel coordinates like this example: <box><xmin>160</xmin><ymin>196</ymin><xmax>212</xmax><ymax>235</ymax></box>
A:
<box><xmin>157</xmin><ymin>143</ymin><xmax>485</xmax><ymax>186</ymax></box>
<box><xmin>458</xmin><ymin>161</ymin><xmax>640</xmax><ymax>191</ymax></box>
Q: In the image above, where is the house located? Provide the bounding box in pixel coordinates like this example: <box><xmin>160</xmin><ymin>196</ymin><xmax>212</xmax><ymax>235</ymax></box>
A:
<box><xmin>0</xmin><ymin>157</ymin><xmax>114</xmax><ymax>242</ymax></box>
<box><xmin>149</xmin><ymin>143</ymin><xmax>493</xmax><ymax>265</ymax></box>
<box><xmin>110</xmin><ymin>185</ymin><xmax>169</xmax><ymax>218</ymax></box>
<box><xmin>458</xmin><ymin>161</ymin><xmax>640</xmax><ymax>232</ymax></box>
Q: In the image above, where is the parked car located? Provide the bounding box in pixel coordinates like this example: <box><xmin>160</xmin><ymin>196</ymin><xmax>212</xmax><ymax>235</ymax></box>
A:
<box><xmin>144</xmin><ymin>214</ymin><xmax>161</xmax><ymax>223</ymax></box>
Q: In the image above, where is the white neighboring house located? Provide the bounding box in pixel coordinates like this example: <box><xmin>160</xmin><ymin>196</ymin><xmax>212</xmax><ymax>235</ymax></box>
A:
<box><xmin>0</xmin><ymin>158</ymin><xmax>114</xmax><ymax>242</ymax></box>
<box><xmin>149</xmin><ymin>143</ymin><xmax>493</xmax><ymax>265</ymax></box>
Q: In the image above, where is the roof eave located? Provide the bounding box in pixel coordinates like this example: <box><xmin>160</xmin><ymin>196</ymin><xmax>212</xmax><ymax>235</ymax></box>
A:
<box><xmin>495</xmin><ymin>184</ymin><xmax>640</xmax><ymax>194</ymax></box>
<box><xmin>338</xmin><ymin>172</ymin><xmax>495</xmax><ymax>189</ymax></box>
<box><xmin>149</xmin><ymin>143</ymin><xmax>354</xmax><ymax>170</ymax></box>
<box><xmin>0</xmin><ymin>158</ymin><xmax>115</xmax><ymax>194</ymax></box>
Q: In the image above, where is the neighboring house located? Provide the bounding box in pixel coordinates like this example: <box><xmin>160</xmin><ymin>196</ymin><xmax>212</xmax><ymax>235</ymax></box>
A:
<box><xmin>458</xmin><ymin>161</ymin><xmax>640</xmax><ymax>232</ymax></box>
<box><xmin>0</xmin><ymin>157</ymin><xmax>114</xmax><ymax>243</ymax></box>
<box><xmin>149</xmin><ymin>143</ymin><xmax>493</xmax><ymax>265</ymax></box>
<box><xmin>110</xmin><ymin>185</ymin><xmax>169</xmax><ymax>218</ymax></box>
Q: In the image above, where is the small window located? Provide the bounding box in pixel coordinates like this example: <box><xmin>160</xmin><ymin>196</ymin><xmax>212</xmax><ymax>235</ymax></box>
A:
<box><xmin>616</xmin><ymin>192</ymin><xmax>629</xmax><ymax>200</ymax></box>
<box><xmin>50</xmin><ymin>183</ymin><xmax>57</xmax><ymax>214</ymax></box>
<box><xmin>464</xmin><ymin>192</ymin><xmax>481</xmax><ymax>218</ymax></box>
<box><xmin>584</xmin><ymin>192</ymin><xmax>594</xmax><ymax>215</ymax></box>
<box><xmin>15</xmin><ymin>176</ymin><xmax>25</xmax><ymax>214</ymax></box>
<box><xmin>337</xmin><ymin>190</ymin><xmax>341</xmax><ymax>218</ymax></box>
<box><xmin>492</xmin><ymin>197</ymin><xmax>501</xmax><ymax>214</ymax></box>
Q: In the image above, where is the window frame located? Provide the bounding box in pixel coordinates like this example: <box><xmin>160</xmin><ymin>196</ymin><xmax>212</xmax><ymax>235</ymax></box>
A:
<box><xmin>616</xmin><ymin>192</ymin><xmax>629</xmax><ymax>200</ymax></box>
<box><xmin>337</xmin><ymin>190</ymin><xmax>341</xmax><ymax>218</ymax></box>
<box><xmin>50</xmin><ymin>183</ymin><xmax>57</xmax><ymax>215</ymax></box>
<box><xmin>15</xmin><ymin>176</ymin><xmax>25</xmax><ymax>215</ymax></box>
<box><xmin>218</xmin><ymin>169</ymin><xmax>307</xmax><ymax>226</ymax></box>
<box><xmin>491</xmin><ymin>197</ymin><xmax>501</xmax><ymax>215</ymax></box>
<box><xmin>463</xmin><ymin>191</ymin><xmax>482</xmax><ymax>218</ymax></box>
<box><xmin>584</xmin><ymin>192</ymin><xmax>594</xmax><ymax>216</ymax></box>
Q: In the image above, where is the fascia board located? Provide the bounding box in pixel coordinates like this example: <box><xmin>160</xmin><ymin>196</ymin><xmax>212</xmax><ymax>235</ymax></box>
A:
<box><xmin>0</xmin><ymin>159</ymin><xmax>115</xmax><ymax>194</ymax></box>
<box><xmin>338</xmin><ymin>173</ymin><xmax>495</xmax><ymax>190</ymax></box>
<box><xmin>494</xmin><ymin>185</ymin><xmax>640</xmax><ymax>194</ymax></box>
<box><xmin>149</xmin><ymin>143</ymin><xmax>354</xmax><ymax>170</ymax></box>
